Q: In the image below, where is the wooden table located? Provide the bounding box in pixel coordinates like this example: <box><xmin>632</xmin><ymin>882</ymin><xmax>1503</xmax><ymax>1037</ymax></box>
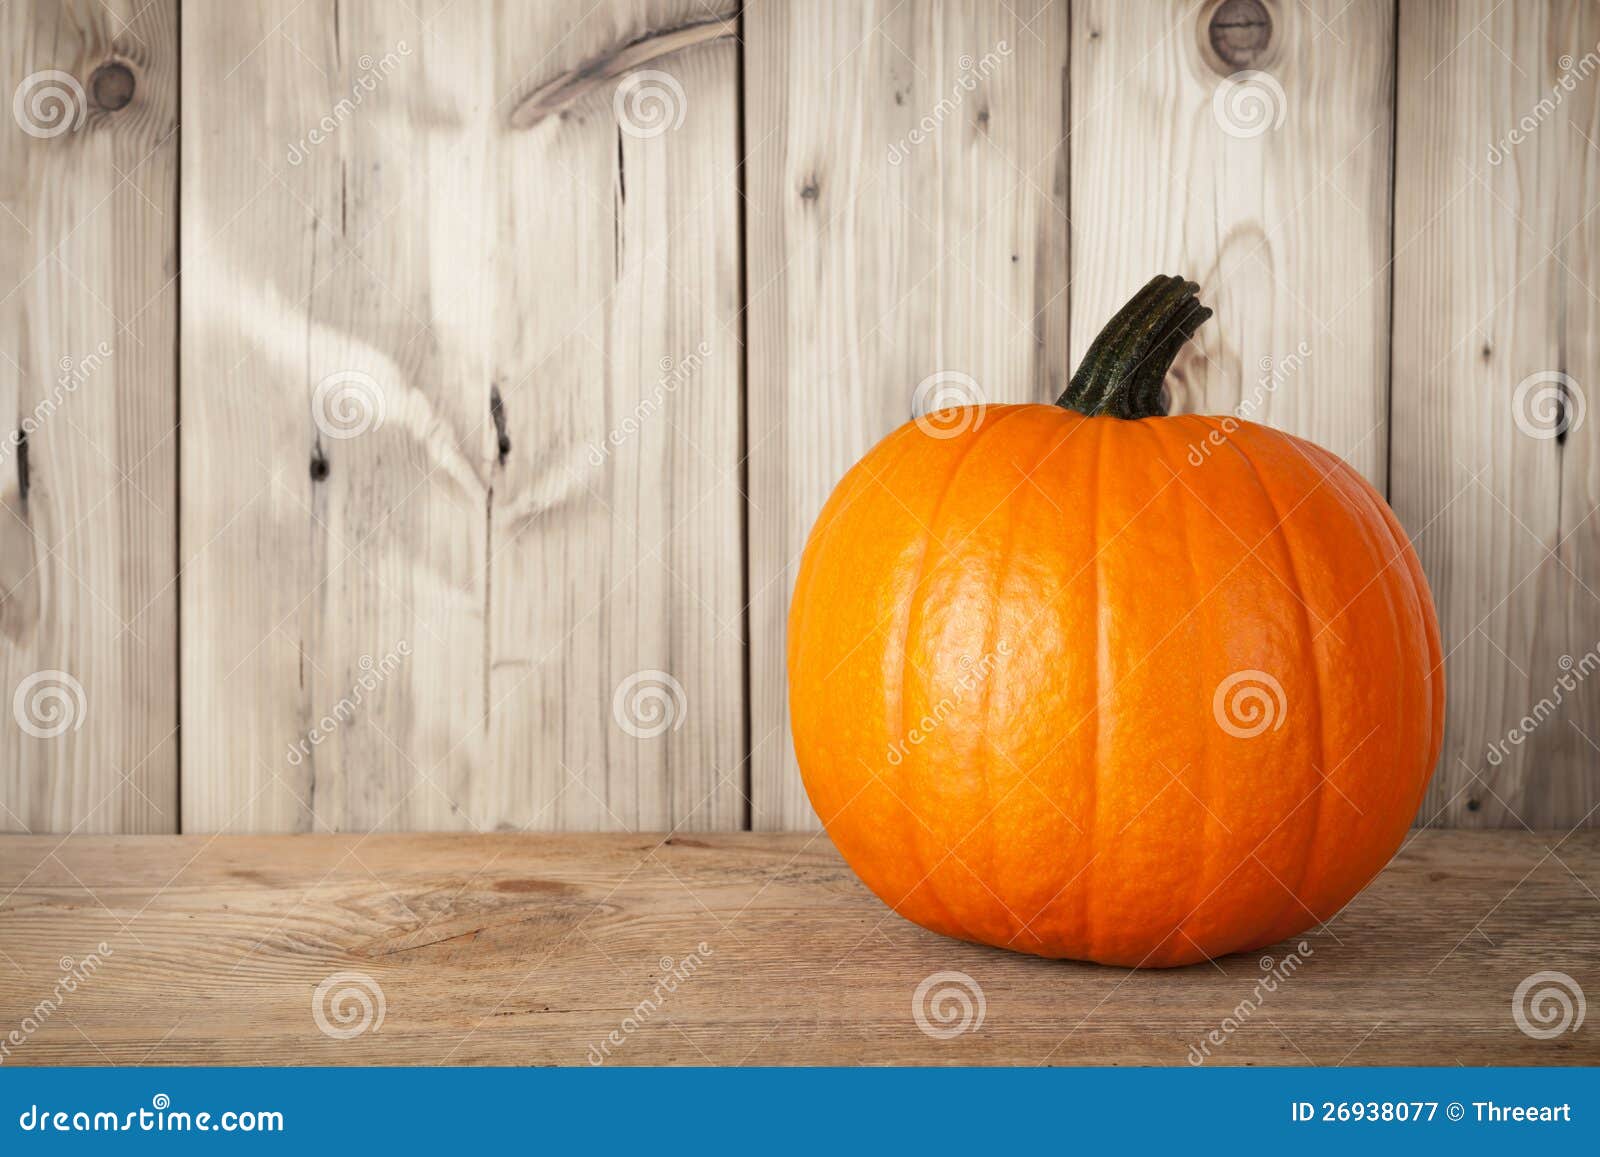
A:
<box><xmin>1</xmin><ymin>831</ymin><xmax>1595</xmax><ymax>1066</ymax></box>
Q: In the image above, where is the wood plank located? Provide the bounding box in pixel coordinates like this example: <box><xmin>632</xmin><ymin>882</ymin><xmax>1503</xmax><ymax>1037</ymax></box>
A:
<box><xmin>0</xmin><ymin>829</ymin><xmax>1594</xmax><ymax>1064</ymax></box>
<box><xmin>1394</xmin><ymin>0</ymin><xmax>1600</xmax><ymax>829</ymax></box>
<box><xmin>179</xmin><ymin>0</ymin><xmax>743</xmax><ymax>832</ymax></box>
<box><xmin>1071</xmin><ymin>0</ymin><xmax>1396</xmax><ymax>485</ymax></box>
<box><xmin>746</xmin><ymin>0</ymin><xmax>1071</xmax><ymax>829</ymax></box>
<box><xmin>486</xmin><ymin>5</ymin><xmax>744</xmax><ymax>832</ymax></box>
<box><xmin>0</xmin><ymin>0</ymin><xmax>178</xmax><ymax>833</ymax></box>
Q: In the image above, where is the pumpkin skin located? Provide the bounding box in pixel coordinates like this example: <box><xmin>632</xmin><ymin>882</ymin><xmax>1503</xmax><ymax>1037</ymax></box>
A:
<box><xmin>787</xmin><ymin>280</ymin><xmax>1444</xmax><ymax>968</ymax></box>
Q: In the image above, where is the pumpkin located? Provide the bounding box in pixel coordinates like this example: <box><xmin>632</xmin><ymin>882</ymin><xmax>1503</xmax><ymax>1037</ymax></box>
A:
<box><xmin>787</xmin><ymin>275</ymin><xmax>1443</xmax><ymax>967</ymax></box>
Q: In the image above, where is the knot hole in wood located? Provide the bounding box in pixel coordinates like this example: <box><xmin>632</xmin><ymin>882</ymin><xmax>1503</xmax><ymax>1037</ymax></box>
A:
<box><xmin>1201</xmin><ymin>0</ymin><xmax>1275</xmax><ymax>75</ymax></box>
<box><xmin>90</xmin><ymin>62</ymin><xmax>136</xmax><ymax>111</ymax></box>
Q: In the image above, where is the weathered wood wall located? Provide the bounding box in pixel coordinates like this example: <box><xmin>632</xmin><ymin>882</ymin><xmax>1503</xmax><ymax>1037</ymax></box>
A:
<box><xmin>2</xmin><ymin>0</ymin><xmax>1596</xmax><ymax>833</ymax></box>
<box><xmin>1</xmin><ymin>0</ymin><xmax>178</xmax><ymax>832</ymax></box>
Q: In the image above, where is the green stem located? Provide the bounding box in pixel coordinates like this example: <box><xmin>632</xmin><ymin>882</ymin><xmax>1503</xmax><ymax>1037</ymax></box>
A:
<box><xmin>1056</xmin><ymin>275</ymin><xmax>1213</xmax><ymax>419</ymax></box>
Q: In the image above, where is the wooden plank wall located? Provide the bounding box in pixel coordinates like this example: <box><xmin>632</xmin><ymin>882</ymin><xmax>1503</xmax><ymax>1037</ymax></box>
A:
<box><xmin>179</xmin><ymin>0</ymin><xmax>744</xmax><ymax>833</ymax></box>
<box><xmin>1</xmin><ymin>0</ymin><xmax>1596</xmax><ymax>833</ymax></box>
<box><xmin>745</xmin><ymin>0</ymin><xmax>1071</xmax><ymax>828</ymax></box>
<box><xmin>1</xmin><ymin>0</ymin><xmax>178</xmax><ymax>833</ymax></box>
<box><xmin>1394</xmin><ymin>0</ymin><xmax>1600</xmax><ymax>828</ymax></box>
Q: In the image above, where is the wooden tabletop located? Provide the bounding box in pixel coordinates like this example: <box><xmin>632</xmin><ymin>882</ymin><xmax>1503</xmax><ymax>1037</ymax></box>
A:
<box><xmin>0</xmin><ymin>830</ymin><xmax>1595</xmax><ymax>1066</ymax></box>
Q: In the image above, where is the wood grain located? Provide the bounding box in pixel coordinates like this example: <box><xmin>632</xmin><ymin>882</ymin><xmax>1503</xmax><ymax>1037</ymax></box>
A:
<box><xmin>0</xmin><ymin>829</ymin><xmax>1594</xmax><ymax>1065</ymax></box>
<box><xmin>4</xmin><ymin>0</ymin><xmax>1596</xmax><ymax>837</ymax></box>
<box><xmin>1071</xmin><ymin>0</ymin><xmax>1396</xmax><ymax>486</ymax></box>
<box><xmin>178</xmin><ymin>0</ymin><xmax>744</xmax><ymax>832</ymax></box>
<box><xmin>745</xmin><ymin>0</ymin><xmax>1071</xmax><ymax>829</ymax></box>
<box><xmin>0</xmin><ymin>0</ymin><xmax>178</xmax><ymax>833</ymax></box>
<box><xmin>1393</xmin><ymin>0</ymin><xmax>1600</xmax><ymax>829</ymax></box>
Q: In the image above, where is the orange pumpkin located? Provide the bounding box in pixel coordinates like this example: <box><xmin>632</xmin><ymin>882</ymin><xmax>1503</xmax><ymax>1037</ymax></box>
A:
<box><xmin>788</xmin><ymin>276</ymin><xmax>1443</xmax><ymax>967</ymax></box>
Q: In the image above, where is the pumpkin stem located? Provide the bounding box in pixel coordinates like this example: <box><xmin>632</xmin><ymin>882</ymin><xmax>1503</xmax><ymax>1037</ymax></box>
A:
<box><xmin>1056</xmin><ymin>275</ymin><xmax>1213</xmax><ymax>419</ymax></box>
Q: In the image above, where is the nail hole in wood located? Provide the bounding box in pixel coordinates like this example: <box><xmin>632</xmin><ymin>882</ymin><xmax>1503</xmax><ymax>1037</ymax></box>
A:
<box><xmin>1466</xmin><ymin>797</ymin><xmax>1481</xmax><ymax>812</ymax></box>
<box><xmin>310</xmin><ymin>445</ymin><xmax>330</xmax><ymax>482</ymax></box>
<box><xmin>1204</xmin><ymin>0</ymin><xmax>1273</xmax><ymax>74</ymax></box>
<box><xmin>90</xmin><ymin>62</ymin><xmax>136</xmax><ymax>111</ymax></box>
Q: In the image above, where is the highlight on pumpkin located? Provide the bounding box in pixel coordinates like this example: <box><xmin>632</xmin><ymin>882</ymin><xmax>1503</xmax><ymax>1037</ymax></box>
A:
<box><xmin>788</xmin><ymin>275</ymin><xmax>1443</xmax><ymax>968</ymax></box>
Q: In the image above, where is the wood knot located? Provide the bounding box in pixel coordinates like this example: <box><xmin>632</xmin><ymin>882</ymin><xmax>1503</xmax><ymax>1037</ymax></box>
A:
<box><xmin>1205</xmin><ymin>0</ymin><xmax>1273</xmax><ymax>73</ymax></box>
<box><xmin>489</xmin><ymin>384</ymin><xmax>511</xmax><ymax>464</ymax></box>
<box><xmin>309</xmin><ymin>445</ymin><xmax>330</xmax><ymax>482</ymax></box>
<box><xmin>798</xmin><ymin>178</ymin><xmax>819</xmax><ymax>202</ymax></box>
<box><xmin>90</xmin><ymin>62</ymin><xmax>136</xmax><ymax>111</ymax></box>
<box><xmin>15</xmin><ymin>430</ymin><xmax>30</xmax><ymax>503</ymax></box>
